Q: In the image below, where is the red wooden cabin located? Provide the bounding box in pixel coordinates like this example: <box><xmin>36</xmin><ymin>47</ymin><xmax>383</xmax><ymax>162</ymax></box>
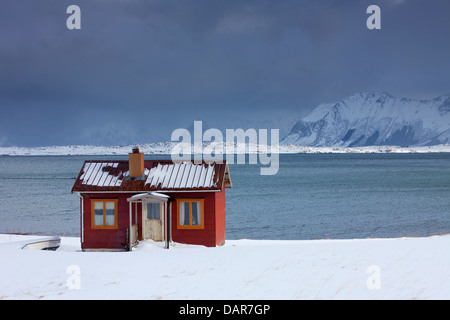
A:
<box><xmin>71</xmin><ymin>148</ymin><xmax>232</xmax><ymax>251</ymax></box>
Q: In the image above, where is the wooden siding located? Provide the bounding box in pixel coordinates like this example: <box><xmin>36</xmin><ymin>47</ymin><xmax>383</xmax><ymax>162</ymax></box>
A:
<box><xmin>81</xmin><ymin>193</ymin><xmax>135</xmax><ymax>251</ymax></box>
<box><xmin>214</xmin><ymin>188</ymin><xmax>226</xmax><ymax>246</ymax></box>
<box><xmin>81</xmin><ymin>191</ymin><xmax>224</xmax><ymax>249</ymax></box>
<box><xmin>169</xmin><ymin>192</ymin><xmax>217</xmax><ymax>247</ymax></box>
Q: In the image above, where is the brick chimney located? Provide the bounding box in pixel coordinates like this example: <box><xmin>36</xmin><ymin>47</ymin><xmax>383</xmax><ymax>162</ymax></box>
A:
<box><xmin>128</xmin><ymin>147</ymin><xmax>144</xmax><ymax>178</ymax></box>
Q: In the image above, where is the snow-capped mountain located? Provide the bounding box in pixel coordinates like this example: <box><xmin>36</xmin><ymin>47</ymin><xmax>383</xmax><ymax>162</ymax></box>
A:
<box><xmin>282</xmin><ymin>92</ymin><xmax>450</xmax><ymax>147</ymax></box>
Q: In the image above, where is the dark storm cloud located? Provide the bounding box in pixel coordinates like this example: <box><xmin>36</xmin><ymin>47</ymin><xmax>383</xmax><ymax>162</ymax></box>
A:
<box><xmin>0</xmin><ymin>0</ymin><xmax>449</xmax><ymax>146</ymax></box>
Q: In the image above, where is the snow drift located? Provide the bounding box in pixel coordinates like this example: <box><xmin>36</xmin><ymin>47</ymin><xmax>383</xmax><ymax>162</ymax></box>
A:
<box><xmin>0</xmin><ymin>234</ymin><xmax>449</xmax><ymax>300</ymax></box>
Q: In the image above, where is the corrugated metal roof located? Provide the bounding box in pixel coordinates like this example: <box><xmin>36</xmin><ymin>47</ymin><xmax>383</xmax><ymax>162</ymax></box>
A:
<box><xmin>145</xmin><ymin>162</ymin><xmax>216</xmax><ymax>189</ymax></box>
<box><xmin>71</xmin><ymin>160</ymin><xmax>231</xmax><ymax>193</ymax></box>
<box><xmin>79</xmin><ymin>162</ymin><xmax>125</xmax><ymax>188</ymax></box>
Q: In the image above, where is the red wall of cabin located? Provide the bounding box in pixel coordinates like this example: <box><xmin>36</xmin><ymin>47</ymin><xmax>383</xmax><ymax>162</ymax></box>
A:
<box><xmin>81</xmin><ymin>193</ymin><xmax>136</xmax><ymax>251</ymax></box>
<box><xmin>169</xmin><ymin>191</ymin><xmax>222</xmax><ymax>247</ymax></box>
<box><xmin>81</xmin><ymin>189</ymin><xmax>227</xmax><ymax>250</ymax></box>
<box><xmin>214</xmin><ymin>188</ymin><xmax>226</xmax><ymax>246</ymax></box>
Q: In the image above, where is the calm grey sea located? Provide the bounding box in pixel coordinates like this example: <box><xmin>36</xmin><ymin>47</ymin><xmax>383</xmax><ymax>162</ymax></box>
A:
<box><xmin>0</xmin><ymin>154</ymin><xmax>449</xmax><ymax>240</ymax></box>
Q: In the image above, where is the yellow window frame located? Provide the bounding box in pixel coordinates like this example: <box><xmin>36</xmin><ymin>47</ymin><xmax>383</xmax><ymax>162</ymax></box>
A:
<box><xmin>91</xmin><ymin>199</ymin><xmax>118</xmax><ymax>229</ymax></box>
<box><xmin>176</xmin><ymin>199</ymin><xmax>205</xmax><ymax>229</ymax></box>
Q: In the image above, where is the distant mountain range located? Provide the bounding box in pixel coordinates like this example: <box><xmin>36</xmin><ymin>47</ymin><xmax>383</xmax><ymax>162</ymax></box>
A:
<box><xmin>2</xmin><ymin>92</ymin><xmax>450</xmax><ymax>151</ymax></box>
<box><xmin>282</xmin><ymin>92</ymin><xmax>450</xmax><ymax>147</ymax></box>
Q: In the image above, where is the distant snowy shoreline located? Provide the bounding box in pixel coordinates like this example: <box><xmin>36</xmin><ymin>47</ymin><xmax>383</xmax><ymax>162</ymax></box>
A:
<box><xmin>1</xmin><ymin>143</ymin><xmax>450</xmax><ymax>156</ymax></box>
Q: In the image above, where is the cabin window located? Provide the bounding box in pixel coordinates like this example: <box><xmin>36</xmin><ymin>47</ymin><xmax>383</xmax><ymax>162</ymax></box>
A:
<box><xmin>91</xmin><ymin>199</ymin><xmax>118</xmax><ymax>229</ymax></box>
<box><xmin>146</xmin><ymin>202</ymin><xmax>161</xmax><ymax>220</ymax></box>
<box><xmin>177</xmin><ymin>199</ymin><xmax>204</xmax><ymax>229</ymax></box>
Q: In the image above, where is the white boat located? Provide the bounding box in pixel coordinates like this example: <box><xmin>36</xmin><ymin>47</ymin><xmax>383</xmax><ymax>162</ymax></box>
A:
<box><xmin>22</xmin><ymin>236</ymin><xmax>61</xmax><ymax>251</ymax></box>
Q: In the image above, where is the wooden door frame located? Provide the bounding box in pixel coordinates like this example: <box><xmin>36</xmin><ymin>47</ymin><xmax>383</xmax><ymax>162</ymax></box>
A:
<box><xmin>127</xmin><ymin>193</ymin><xmax>170</xmax><ymax>250</ymax></box>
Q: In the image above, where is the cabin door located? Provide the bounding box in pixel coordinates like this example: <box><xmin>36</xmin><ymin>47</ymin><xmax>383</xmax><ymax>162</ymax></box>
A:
<box><xmin>142</xmin><ymin>202</ymin><xmax>164</xmax><ymax>241</ymax></box>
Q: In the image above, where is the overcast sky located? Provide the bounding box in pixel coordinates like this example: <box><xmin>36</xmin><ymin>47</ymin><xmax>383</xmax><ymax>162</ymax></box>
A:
<box><xmin>1</xmin><ymin>0</ymin><xmax>449</xmax><ymax>146</ymax></box>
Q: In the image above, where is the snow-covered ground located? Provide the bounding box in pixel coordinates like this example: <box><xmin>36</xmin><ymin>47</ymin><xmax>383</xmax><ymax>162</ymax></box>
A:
<box><xmin>0</xmin><ymin>234</ymin><xmax>449</xmax><ymax>300</ymax></box>
<box><xmin>1</xmin><ymin>143</ymin><xmax>450</xmax><ymax>156</ymax></box>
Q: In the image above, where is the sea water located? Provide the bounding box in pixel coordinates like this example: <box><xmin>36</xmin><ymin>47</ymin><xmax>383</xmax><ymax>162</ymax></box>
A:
<box><xmin>0</xmin><ymin>154</ymin><xmax>449</xmax><ymax>240</ymax></box>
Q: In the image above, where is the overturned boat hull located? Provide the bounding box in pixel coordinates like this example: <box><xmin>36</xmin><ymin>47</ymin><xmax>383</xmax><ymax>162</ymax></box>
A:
<box><xmin>22</xmin><ymin>237</ymin><xmax>61</xmax><ymax>251</ymax></box>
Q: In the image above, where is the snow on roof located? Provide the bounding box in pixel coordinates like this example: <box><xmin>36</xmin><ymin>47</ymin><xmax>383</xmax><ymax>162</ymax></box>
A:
<box><xmin>145</xmin><ymin>162</ymin><xmax>216</xmax><ymax>189</ymax></box>
<box><xmin>71</xmin><ymin>160</ymin><xmax>230</xmax><ymax>193</ymax></box>
<box><xmin>128</xmin><ymin>192</ymin><xmax>170</xmax><ymax>202</ymax></box>
<box><xmin>79</xmin><ymin>162</ymin><xmax>123</xmax><ymax>187</ymax></box>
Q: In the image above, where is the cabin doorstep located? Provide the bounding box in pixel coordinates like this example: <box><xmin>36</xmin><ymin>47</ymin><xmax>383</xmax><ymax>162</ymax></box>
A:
<box><xmin>71</xmin><ymin>148</ymin><xmax>232</xmax><ymax>251</ymax></box>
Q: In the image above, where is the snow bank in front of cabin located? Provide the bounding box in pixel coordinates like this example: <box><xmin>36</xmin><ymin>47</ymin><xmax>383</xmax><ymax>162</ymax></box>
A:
<box><xmin>0</xmin><ymin>234</ymin><xmax>449</xmax><ymax>300</ymax></box>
